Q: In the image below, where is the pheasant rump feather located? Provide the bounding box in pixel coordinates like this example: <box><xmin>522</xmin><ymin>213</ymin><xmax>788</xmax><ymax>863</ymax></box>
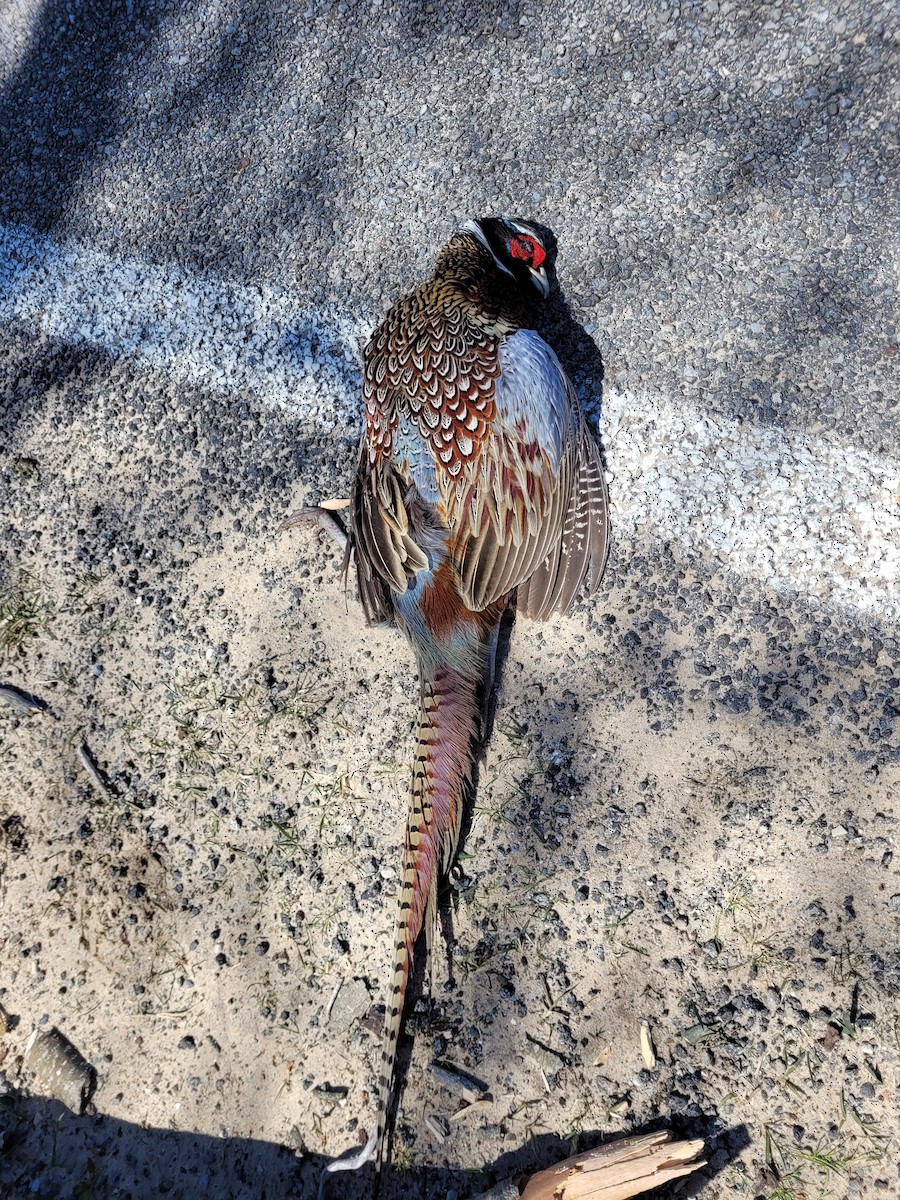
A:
<box><xmin>327</xmin><ymin>216</ymin><xmax>609</xmax><ymax>1181</ymax></box>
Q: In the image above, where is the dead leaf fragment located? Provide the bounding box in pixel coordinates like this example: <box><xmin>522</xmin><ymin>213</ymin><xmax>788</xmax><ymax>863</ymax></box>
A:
<box><xmin>594</xmin><ymin>1042</ymin><xmax>612</xmax><ymax>1067</ymax></box>
<box><xmin>818</xmin><ymin>1022</ymin><xmax>842</xmax><ymax>1051</ymax></box>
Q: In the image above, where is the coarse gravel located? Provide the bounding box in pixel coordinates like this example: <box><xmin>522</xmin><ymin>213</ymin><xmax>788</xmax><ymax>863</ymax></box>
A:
<box><xmin>0</xmin><ymin>2</ymin><xmax>898</xmax><ymax>1199</ymax></box>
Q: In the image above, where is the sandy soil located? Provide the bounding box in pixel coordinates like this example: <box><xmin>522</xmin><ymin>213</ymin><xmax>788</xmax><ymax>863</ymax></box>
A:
<box><xmin>0</xmin><ymin>333</ymin><xmax>897</xmax><ymax>1198</ymax></box>
<box><xmin>1</xmin><ymin>1</ymin><xmax>898</xmax><ymax>1194</ymax></box>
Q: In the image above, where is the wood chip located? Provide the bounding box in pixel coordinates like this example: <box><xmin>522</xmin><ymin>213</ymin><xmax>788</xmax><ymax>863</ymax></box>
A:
<box><xmin>428</xmin><ymin>1060</ymin><xmax>488</xmax><ymax>1104</ymax></box>
<box><xmin>425</xmin><ymin>1113</ymin><xmax>449</xmax><ymax>1143</ymax></box>
<box><xmin>24</xmin><ymin>1027</ymin><xmax>96</xmax><ymax>1113</ymax></box>
<box><xmin>519</xmin><ymin>1130</ymin><xmax>707</xmax><ymax>1200</ymax></box>
<box><xmin>449</xmin><ymin>1097</ymin><xmax>492</xmax><ymax>1122</ymax></box>
<box><xmin>639</xmin><ymin>1022</ymin><xmax>656</xmax><ymax>1070</ymax></box>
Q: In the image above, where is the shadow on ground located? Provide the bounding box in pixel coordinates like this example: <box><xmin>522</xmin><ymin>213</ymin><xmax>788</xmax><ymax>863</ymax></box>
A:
<box><xmin>0</xmin><ymin>1092</ymin><xmax>744</xmax><ymax>1199</ymax></box>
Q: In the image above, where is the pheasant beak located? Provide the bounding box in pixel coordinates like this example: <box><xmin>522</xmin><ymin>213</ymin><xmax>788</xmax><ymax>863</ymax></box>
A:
<box><xmin>530</xmin><ymin>265</ymin><xmax>550</xmax><ymax>298</ymax></box>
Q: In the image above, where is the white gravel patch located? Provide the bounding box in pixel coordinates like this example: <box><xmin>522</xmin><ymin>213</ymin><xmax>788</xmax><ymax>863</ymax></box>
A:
<box><xmin>3</xmin><ymin>220</ymin><xmax>897</xmax><ymax>621</ymax></box>
<box><xmin>604</xmin><ymin>392</ymin><xmax>900</xmax><ymax>620</ymax></box>
<box><xmin>0</xmin><ymin>222</ymin><xmax>361</xmax><ymax>431</ymax></box>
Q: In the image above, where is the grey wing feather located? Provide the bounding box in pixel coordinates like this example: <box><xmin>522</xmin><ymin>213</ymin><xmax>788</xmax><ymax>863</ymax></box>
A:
<box><xmin>518</xmin><ymin>418</ymin><xmax>610</xmax><ymax>619</ymax></box>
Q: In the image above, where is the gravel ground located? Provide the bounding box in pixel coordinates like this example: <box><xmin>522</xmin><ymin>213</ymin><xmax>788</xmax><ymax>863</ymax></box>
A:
<box><xmin>0</xmin><ymin>2</ymin><xmax>898</xmax><ymax>1199</ymax></box>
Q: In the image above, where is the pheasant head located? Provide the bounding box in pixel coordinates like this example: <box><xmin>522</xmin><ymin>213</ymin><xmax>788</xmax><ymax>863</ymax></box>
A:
<box><xmin>431</xmin><ymin>216</ymin><xmax>552</xmax><ymax>318</ymax></box>
<box><xmin>461</xmin><ymin>215</ymin><xmax>551</xmax><ymax>298</ymax></box>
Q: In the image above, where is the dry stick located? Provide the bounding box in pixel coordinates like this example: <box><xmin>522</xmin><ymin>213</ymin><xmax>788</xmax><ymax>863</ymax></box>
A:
<box><xmin>324</xmin><ymin>977</ymin><xmax>343</xmax><ymax>1025</ymax></box>
<box><xmin>78</xmin><ymin>742</ymin><xmax>117</xmax><ymax>797</ymax></box>
<box><xmin>318</xmin><ymin>1129</ymin><xmax>704</xmax><ymax>1200</ymax></box>
<box><xmin>511</xmin><ymin>1131</ymin><xmax>707</xmax><ymax>1200</ymax></box>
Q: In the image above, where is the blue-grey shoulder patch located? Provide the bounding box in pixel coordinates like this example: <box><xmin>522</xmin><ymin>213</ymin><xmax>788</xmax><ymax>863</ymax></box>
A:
<box><xmin>495</xmin><ymin>329</ymin><xmax>569</xmax><ymax>463</ymax></box>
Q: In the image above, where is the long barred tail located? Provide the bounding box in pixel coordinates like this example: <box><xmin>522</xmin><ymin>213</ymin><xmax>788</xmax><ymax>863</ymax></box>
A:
<box><xmin>372</xmin><ymin>660</ymin><xmax>484</xmax><ymax>1166</ymax></box>
<box><xmin>321</xmin><ymin>638</ymin><xmax>495</xmax><ymax>1195</ymax></box>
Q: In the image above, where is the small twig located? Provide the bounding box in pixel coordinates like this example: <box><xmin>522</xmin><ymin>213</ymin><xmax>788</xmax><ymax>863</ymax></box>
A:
<box><xmin>324</xmin><ymin>977</ymin><xmax>343</xmax><ymax>1025</ymax></box>
<box><xmin>78</xmin><ymin>742</ymin><xmax>118</xmax><ymax>797</ymax></box>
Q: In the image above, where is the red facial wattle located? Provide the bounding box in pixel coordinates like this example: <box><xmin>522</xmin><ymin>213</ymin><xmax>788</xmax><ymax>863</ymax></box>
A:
<box><xmin>509</xmin><ymin>235</ymin><xmax>546</xmax><ymax>268</ymax></box>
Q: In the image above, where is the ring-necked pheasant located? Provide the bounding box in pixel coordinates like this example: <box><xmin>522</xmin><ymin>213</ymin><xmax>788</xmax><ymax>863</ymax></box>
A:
<box><xmin>323</xmin><ymin>216</ymin><xmax>610</xmax><ymax>1183</ymax></box>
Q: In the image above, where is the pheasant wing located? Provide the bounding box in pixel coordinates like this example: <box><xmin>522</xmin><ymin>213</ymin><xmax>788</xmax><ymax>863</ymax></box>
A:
<box><xmin>451</xmin><ymin>329</ymin><xmax>609</xmax><ymax>617</ymax></box>
<box><xmin>517</xmin><ymin>415</ymin><xmax>610</xmax><ymax>619</ymax></box>
<box><xmin>351</xmin><ymin>446</ymin><xmax>429</xmax><ymax>625</ymax></box>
